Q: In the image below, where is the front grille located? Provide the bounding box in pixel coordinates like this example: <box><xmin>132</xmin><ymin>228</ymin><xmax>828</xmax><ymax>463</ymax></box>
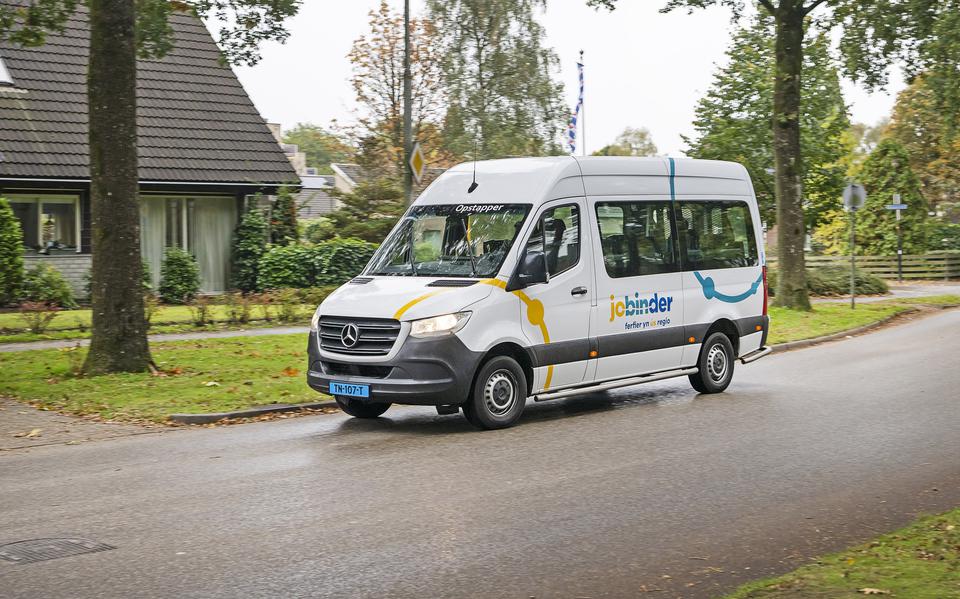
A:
<box><xmin>319</xmin><ymin>316</ymin><xmax>401</xmax><ymax>356</ymax></box>
<box><xmin>322</xmin><ymin>361</ymin><xmax>393</xmax><ymax>378</ymax></box>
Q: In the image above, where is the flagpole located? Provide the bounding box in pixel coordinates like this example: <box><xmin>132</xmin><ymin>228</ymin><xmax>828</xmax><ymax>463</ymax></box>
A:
<box><xmin>579</xmin><ymin>50</ymin><xmax>585</xmax><ymax>157</ymax></box>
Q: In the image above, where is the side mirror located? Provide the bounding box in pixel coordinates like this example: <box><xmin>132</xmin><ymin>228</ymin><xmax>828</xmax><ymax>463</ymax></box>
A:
<box><xmin>506</xmin><ymin>250</ymin><xmax>549</xmax><ymax>291</ymax></box>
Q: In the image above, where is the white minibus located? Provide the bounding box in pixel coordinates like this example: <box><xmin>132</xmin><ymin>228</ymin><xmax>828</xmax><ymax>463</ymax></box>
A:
<box><xmin>307</xmin><ymin>157</ymin><xmax>771</xmax><ymax>429</ymax></box>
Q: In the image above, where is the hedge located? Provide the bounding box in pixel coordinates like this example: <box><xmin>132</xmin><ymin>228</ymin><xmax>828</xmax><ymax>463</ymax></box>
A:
<box><xmin>258</xmin><ymin>238</ymin><xmax>377</xmax><ymax>290</ymax></box>
<box><xmin>768</xmin><ymin>265</ymin><xmax>889</xmax><ymax>297</ymax></box>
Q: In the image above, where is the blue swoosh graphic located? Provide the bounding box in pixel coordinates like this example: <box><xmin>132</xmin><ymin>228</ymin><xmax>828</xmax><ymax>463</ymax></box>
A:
<box><xmin>694</xmin><ymin>271</ymin><xmax>763</xmax><ymax>303</ymax></box>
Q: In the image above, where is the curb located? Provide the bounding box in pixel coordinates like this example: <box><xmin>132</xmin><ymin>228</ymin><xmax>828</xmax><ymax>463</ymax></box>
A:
<box><xmin>769</xmin><ymin>307</ymin><xmax>920</xmax><ymax>353</ymax></box>
<box><xmin>168</xmin><ymin>400</ymin><xmax>338</xmax><ymax>425</ymax></box>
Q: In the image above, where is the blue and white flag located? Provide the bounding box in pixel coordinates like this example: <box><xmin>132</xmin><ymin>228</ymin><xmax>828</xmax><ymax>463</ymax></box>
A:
<box><xmin>567</xmin><ymin>59</ymin><xmax>584</xmax><ymax>154</ymax></box>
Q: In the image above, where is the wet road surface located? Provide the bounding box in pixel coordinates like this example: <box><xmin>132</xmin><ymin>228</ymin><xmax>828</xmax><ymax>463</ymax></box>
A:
<box><xmin>2</xmin><ymin>310</ymin><xmax>959</xmax><ymax>598</ymax></box>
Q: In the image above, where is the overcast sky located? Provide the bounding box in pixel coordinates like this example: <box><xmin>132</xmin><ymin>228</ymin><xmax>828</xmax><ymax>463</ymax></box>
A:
<box><xmin>233</xmin><ymin>0</ymin><xmax>904</xmax><ymax>158</ymax></box>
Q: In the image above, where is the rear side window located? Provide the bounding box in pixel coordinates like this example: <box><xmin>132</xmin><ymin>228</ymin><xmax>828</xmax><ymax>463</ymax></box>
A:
<box><xmin>676</xmin><ymin>201</ymin><xmax>759</xmax><ymax>270</ymax></box>
<box><xmin>595</xmin><ymin>201</ymin><xmax>678</xmax><ymax>278</ymax></box>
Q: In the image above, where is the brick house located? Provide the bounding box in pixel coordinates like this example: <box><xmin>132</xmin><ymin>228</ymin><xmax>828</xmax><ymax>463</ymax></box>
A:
<box><xmin>0</xmin><ymin>5</ymin><xmax>298</xmax><ymax>295</ymax></box>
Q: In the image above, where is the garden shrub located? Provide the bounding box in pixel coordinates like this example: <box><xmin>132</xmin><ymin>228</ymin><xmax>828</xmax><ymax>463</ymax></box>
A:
<box><xmin>18</xmin><ymin>301</ymin><xmax>61</xmax><ymax>334</ymax></box>
<box><xmin>273</xmin><ymin>288</ymin><xmax>303</xmax><ymax>323</ymax></box>
<box><xmin>23</xmin><ymin>262</ymin><xmax>77</xmax><ymax>308</ymax></box>
<box><xmin>302</xmin><ymin>217</ymin><xmax>336</xmax><ymax>243</ymax></box>
<box><xmin>223</xmin><ymin>291</ymin><xmax>252</xmax><ymax>324</ymax></box>
<box><xmin>296</xmin><ymin>286</ymin><xmax>337</xmax><ymax>307</ymax></box>
<box><xmin>231</xmin><ymin>204</ymin><xmax>269</xmax><ymax>293</ymax></box>
<box><xmin>768</xmin><ymin>265</ymin><xmax>889</xmax><ymax>297</ymax></box>
<box><xmin>257</xmin><ymin>238</ymin><xmax>377</xmax><ymax>290</ymax></box>
<box><xmin>188</xmin><ymin>296</ymin><xmax>213</xmax><ymax>327</ymax></box>
<box><xmin>270</xmin><ymin>186</ymin><xmax>299</xmax><ymax>246</ymax></box>
<box><xmin>143</xmin><ymin>293</ymin><xmax>160</xmax><ymax>328</ymax></box>
<box><xmin>159</xmin><ymin>247</ymin><xmax>201</xmax><ymax>304</ymax></box>
<box><xmin>0</xmin><ymin>198</ymin><xmax>24</xmax><ymax>306</ymax></box>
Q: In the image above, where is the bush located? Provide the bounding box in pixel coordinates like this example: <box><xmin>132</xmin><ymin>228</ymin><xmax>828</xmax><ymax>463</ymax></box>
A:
<box><xmin>0</xmin><ymin>198</ymin><xmax>25</xmax><ymax>305</ymax></box>
<box><xmin>143</xmin><ymin>293</ymin><xmax>159</xmax><ymax>329</ymax></box>
<box><xmin>270</xmin><ymin>186</ymin><xmax>299</xmax><ymax>246</ymax></box>
<box><xmin>22</xmin><ymin>262</ymin><xmax>77</xmax><ymax>308</ymax></box>
<box><xmin>296</xmin><ymin>286</ymin><xmax>338</xmax><ymax>307</ymax></box>
<box><xmin>223</xmin><ymin>291</ymin><xmax>252</xmax><ymax>324</ymax></box>
<box><xmin>302</xmin><ymin>218</ymin><xmax>336</xmax><ymax>243</ymax></box>
<box><xmin>768</xmin><ymin>265</ymin><xmax>889</xmax><ymax>297</ymax></box>
<box><xmin>159</xmin><ymin>247</ymin><xmax>201</xmax><ymax>304</ymax></box>
<box><xmin>18</xmin><ymin>301</ymin><xmax>61</xmax><ymax>334</ymax></box>
<box><xmin>188</xmin><ymin>296</ymin><xmax>213</xmax><ymax>327</ymax></box>
<box><xmin>273</xmin><ymin>288</ymin><xmax>303</xmax><ymax>323</ymax></box>
<box><xmin>257</xmin><ymin>238</ymin><xmax>377</xmax><ymax>290</ymax></box>
<box><xmin>231</xmin><ymin>204</ymin><xmax>269</xmax><ymax>293</ymax></box>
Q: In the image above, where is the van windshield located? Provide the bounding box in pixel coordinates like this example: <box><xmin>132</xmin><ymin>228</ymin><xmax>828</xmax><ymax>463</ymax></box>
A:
<box><xmin>366</xmin><ymin>203</ymin><xmax>531</xmax><ymax>277</ymax></box>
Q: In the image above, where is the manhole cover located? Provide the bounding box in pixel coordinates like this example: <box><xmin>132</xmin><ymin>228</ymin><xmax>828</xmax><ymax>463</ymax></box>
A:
<box><xmin>0</xmin><ymin>538</ymin><xmax>115</xmax><ymax>564</ymax></box>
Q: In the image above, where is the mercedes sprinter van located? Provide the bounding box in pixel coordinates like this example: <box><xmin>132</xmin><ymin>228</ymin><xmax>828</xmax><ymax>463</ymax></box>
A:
<box><xmin>307</xmin><ymin>157</ymin><xmax>771</xmax><ymax>429</ymax></box>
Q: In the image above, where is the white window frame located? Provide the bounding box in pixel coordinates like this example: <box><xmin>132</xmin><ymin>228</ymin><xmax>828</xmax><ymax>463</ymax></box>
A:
<box><xmin>6</xmin><ymin>193</ymin><xmax>82</xmax><ymax>253</ymax></box>
<box><xmin>0</xmin><ymin>55</ymin><xmax>13</xmax><ymax>86</ymax></box>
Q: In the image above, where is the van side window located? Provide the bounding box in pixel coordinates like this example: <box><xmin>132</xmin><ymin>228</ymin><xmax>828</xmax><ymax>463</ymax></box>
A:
<box><xmin>595</xmin><ymin>202</ymin><xmax>678</xmax><ymax>278</ymax></box>
<box><xmin>525</xmin><ymin>204</ymin><xmax>580</xmax><ymax>277</ymax></box>
<box><xmin>676</xmin><ymin>201</ymin><xmax>759</xmax><ymax>270</ymax></box>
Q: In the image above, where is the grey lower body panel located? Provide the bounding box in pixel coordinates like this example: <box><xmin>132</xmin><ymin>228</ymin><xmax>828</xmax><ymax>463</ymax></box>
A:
<box><xmin>306</xmin><ymin>331</ymin><xmax>483</xmax><ymax>406</ymax></box>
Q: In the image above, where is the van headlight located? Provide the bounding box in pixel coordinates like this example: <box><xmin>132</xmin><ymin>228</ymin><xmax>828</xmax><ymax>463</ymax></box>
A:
<box><xmin>310</xmin><ymin>307</ymin><xmax>322</xmax><ymax>331</ymax></box>
<box><xmin>409</xmin><ymin>312</ymin><xmax>471</xmax><ymax>338</ymax></box>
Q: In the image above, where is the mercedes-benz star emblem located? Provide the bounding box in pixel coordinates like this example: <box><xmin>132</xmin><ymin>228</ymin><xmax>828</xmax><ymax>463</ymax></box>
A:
<box><xmin>340</xmin><ymin>323</ymin><xmax>360</xmax><ymax>348</ymax></box>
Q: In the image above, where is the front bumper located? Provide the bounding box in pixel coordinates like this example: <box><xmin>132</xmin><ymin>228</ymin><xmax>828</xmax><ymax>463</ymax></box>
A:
<box><xmin>306</xmin><ymin>330</ymin><xmax>484</xmax><ymax>406</ymax></box>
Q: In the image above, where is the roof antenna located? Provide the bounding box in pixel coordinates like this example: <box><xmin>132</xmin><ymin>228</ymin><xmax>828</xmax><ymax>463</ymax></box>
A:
<box><xmin>468</xmin><ymin>136</ymin><xmax>479</xmax><ymax>194</ymax></box>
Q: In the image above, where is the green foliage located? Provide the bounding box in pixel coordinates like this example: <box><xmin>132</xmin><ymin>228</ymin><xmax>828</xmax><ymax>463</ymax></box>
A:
<box><xmin>926</xmin><ymin>222</ymin><xmax>960</xmax><ymax>251</ymax></box>
<box><xmin>427</xmin><ymin>0</ymin><xmax>566</xmax><ymax>158</ymax></box>
<box><xmin>18</xmin><ymin>301</ymin><xmax>61</xmax><ymax>334</ymax></box>
<box><xmin>855</xmin><ymin>139</ymin><xmax>928</xmax><ymax>255</ymax></box>
<box><xmin>0</xmin><ymin>197</ymin><xmax>24</xmax><ymax>306</ymax></box>
<box><xmin>270</xmin><ymin>186</ymin><xmax>299</xmax><ymax>246</ymax></box>
<box><xmin>685</xmin><ymin>15</ymin><xmax>850</xmax><ymax>228</ymax></box>
<box><xmin>159</xmin><ymin>247</ymin><xmax>201</xmax><ymax>304</ymax></box>
<box><xmin>231</xmin><ymin>203</ymin><xmax>269</xmax><ymax>293</ymax></box>
<box><xmin>768</xmin><ymin>266</ymin><xmax>888</xmax><ymax>297</ymax></box>
<box><xmin>257</xmin><ymin>239</ymin><xmax>378</xmax><ymax>290</ymax></box>
<box><xmin>22</xmin><ymin>262</ymin><xmax>77</xmax><ymax>308</ymax></box>
<box><xmin>327</xmin><ymin>178</ymin><xmax>405</xmax><ymax>243</ymax></box>
<box><xmin>282</xmin><ymin>124</ymin><xmax>353</xmax><ymax>173</ymax></box>
<box><xmin>0</xmin><ymin>0</ymin><xmax>300</xmax><ymax>67</ymax></box>
<box><xmin>188</xmin><ymin>296</ymin><xmax>213</xmax><ymax>327</ymax></box>
<box><xmin>302</xmin><ymin>218</ymin><xmax>336</xmax><ymax>243</ymax></box>
<box><xmin>592</xmin><ymin>127</ymin><xmax>658</xmax><ymax>157</ymax></box>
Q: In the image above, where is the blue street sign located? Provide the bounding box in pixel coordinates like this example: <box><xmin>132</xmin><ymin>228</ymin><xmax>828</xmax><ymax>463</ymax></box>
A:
<box><xmin>885</xmin><ymin>204</ymin><xmax>908</xmax><ymax>210</ymax></box>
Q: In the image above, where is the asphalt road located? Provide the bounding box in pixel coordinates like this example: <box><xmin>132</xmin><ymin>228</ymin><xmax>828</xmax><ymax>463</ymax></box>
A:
<box><xmin>2</xmin><ymin>310</ymin><xmax>959</xmax><ymax>599</ymax></box>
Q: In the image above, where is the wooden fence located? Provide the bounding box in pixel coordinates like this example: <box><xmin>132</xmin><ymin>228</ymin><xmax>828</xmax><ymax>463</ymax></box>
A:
<box><xmin>766</xmin><ymin>251</ymin><xmax>960</xmax><ymax>280</ymax></box>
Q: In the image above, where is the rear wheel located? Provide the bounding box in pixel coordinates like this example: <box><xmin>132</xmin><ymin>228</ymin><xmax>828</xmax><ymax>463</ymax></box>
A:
<box><xmin>463</xmin><ymin>356</ymin><xmax>527</xmax><ymax>430</ymax></box>
<box><xmin>334</xmin><ymin>396</ymin><xmax>391</xmax><ymax>418</ymax></box>
<box><xmin>689</xmin><ymin>332</ymin><xmax>735</xmax><ymax>394</ymax></box>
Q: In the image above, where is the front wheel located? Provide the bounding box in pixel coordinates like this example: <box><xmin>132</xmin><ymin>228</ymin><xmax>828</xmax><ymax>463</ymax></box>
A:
<box><xmin>463</xmin><ymin>356</ymin><xmax>527</xmax><ymax>430</ymax></box>
<box><xmin>689</xmin><ymin>332</ymin><xmax>735</xmax><ymax>394</ymax></box>
<box><xmin>334</xmin><ymin>396</ymin><xmax>391</xmax><ymax>418</ymax></box>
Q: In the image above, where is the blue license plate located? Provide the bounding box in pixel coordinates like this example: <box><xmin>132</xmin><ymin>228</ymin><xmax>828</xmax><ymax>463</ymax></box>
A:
<box><xmin>330</xmin><ymin>381</ymin><xmax>370</xmax><ymax>398</ymax></box>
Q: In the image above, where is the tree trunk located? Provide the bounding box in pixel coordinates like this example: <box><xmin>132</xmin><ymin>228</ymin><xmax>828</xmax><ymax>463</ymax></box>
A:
<box><xmin>82</xmin><ymin>0</ymin><xmax>153</xmax><ymax>373</ymax></box>
<box><xmin>772</xmin><ymin>2</ymin><xmax>811</xmax><ymax>310</ymax></box>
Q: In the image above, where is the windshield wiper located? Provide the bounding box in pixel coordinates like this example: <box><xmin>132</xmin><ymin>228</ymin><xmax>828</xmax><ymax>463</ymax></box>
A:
<box><xmin>459</xmin><ymin>218</ymin><xmax>478</xmax><ymax>277</ymax></box>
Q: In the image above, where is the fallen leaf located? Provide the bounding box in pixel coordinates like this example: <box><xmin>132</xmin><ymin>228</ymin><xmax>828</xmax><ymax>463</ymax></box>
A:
<box><xmin>203</xmin><ymin>381</ymin><xmax>220</xmax><ymax>387</ymax></box>
<box><xmin>13</xmin><ymin>428</ymin><xmax>42</xmax><ymax>438</ymax></box>
<box><xmin>858</xmin><ymin>589</ymin><xmax>890</xmax><ymax>595</ymax></box>
<box><xmin>282</xmin><ymin>367</ymin><xmax>299</xmax><ymax>377</ymax></box>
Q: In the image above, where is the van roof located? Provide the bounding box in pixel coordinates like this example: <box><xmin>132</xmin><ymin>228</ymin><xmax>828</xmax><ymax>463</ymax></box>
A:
<box><xmin>417</xmin><ymin>156</ymin><xmax>751</xmax><ymax>206</ymax></box>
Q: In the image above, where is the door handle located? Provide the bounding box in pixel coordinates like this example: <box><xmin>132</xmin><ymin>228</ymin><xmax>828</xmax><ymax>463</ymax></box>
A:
<box><xmin>571</xmin><ymin>286</ymin><xmax>588</xmax><ymax>296</ymax></box>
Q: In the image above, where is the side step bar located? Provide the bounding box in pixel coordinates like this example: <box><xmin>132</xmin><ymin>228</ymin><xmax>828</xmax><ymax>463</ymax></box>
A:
<box><xmin>739</xmin><ymin>346</ymin><xmax>772</xmax><ymax>364</ymax></box>
<box><xmin>533</xmin><ymin>367</ymin><xmax>699</xmax><ymax>402</ymax></box>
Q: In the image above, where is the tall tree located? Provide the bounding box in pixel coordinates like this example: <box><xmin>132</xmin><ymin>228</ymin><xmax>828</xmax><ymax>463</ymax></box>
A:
<box><xmin>282</xmin><ymin>123</ymin><xmax>354</xmax><ymax>174</ymax></box>
<box><xmin>348</xmin><ymin>1</ymin><xmax>449</xmax><ymax>175</ymax></box>
<box><xmin>685</xmin><ymin>16</ymin><xmax>849</xmax><ymax>231</ymax></box>
<box><xmin>593</xmin><ymin>127</ymin><xmax>658</xmax><ymax>157</ymax></box>
<box><xmin>589</xmin><ymin>0</ymin><xmax>945</xmax><ymax>310</ymax></box>
<box><xmin>427</xmin><ymin>0</ymin><xmax>566</xmax><ymax>158</ymax></box>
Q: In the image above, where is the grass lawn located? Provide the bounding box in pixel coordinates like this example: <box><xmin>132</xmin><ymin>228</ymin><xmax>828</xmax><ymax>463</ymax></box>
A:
<box><xmin>725</xmin><ymin>508</ymin><xmax>960</xmax><ymax>598</ymax></box>
<box><xmin>767</xmin><ymin>295</ymin><xmax>960</xmax><ymax>345</ymax></box>
<box><xmin>0</xmin><ymin>335</ymin><xmax>320</xmax><ymax>422</ymax></box>
<box><xmin>0</xmin><ymin>303</ymin><xmax>313</xmax><ymax>343</ymax></box>
<box><xmin>0</xmin><ymin>295</ymin><xmax>957</xmax><ymax>423</ymax></box>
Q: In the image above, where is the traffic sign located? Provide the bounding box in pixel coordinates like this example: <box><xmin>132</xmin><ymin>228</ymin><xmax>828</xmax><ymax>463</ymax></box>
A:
<box><xmin>842</xmin><ymin>183</ymin><xmax>866</xmax><ymax>211</ymax></box>
<box><xmin>409</xmin><ymin>141</ymin><xmax>426</xmax><ymax>184</ymax></box>
<box><xmin>885</xmin><ymin>204</ymin><xmax>908</xmax><ymax>210</ymax></box>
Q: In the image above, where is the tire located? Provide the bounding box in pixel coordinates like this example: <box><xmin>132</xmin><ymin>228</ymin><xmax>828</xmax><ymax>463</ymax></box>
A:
<box><xmin>334</xmin><ymin>396</ymin><xmax>391</xmax><ymax>419</ymax></box>
<box><xmin>462</xmin><ymin>356</ymin><xmax>527</xmax><ymax>430</ymax></box>
<box><xmin>688</xmin><ymin>332</ymin><xmax>736</xmax><ymax>394</ymax></box>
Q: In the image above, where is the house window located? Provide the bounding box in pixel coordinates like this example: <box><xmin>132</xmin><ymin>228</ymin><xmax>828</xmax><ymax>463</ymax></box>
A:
<box><xmin>0</xmin><ymin>54</ymin><xmax>13</xmax><ymax>86</ymax></box>
<box><xmin>6</xmin><ymin>195</ymin><xmax>81</xmax><ymax>253</ymax></box>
